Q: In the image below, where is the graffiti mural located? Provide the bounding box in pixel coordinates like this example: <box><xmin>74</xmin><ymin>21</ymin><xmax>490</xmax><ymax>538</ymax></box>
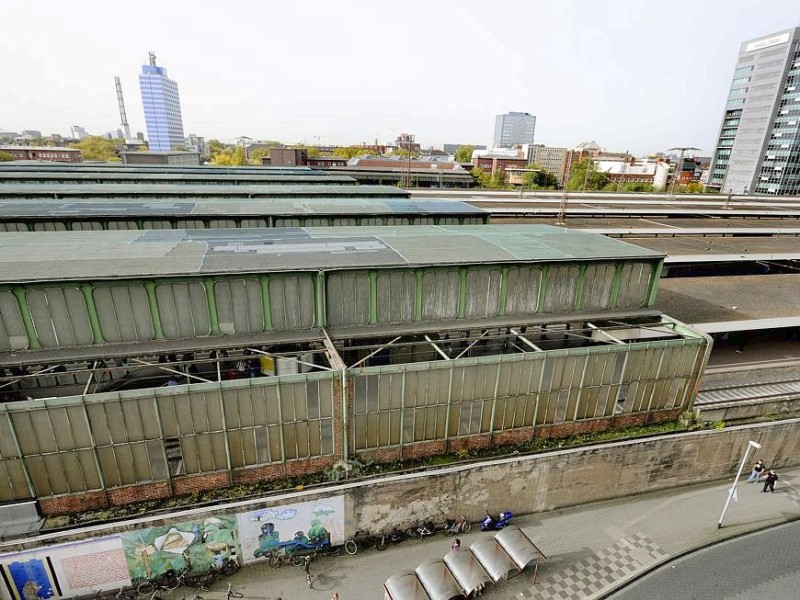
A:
<box><xmin>237</xmin><ymin>496</ymin><xmax>345</xmax><ymax>561</ymax></box>
<box><xmin>0</xmin><ymin>558</ymin><xmax>58</xmax><ymax>600</ymax></box>
<box><xmin>119</xmin><ymin>515</ymin><xmax>240</xmax><ymax>583</ymax></box>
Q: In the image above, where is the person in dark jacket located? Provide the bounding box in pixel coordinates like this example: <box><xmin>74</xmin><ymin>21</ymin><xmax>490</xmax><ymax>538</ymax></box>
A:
<box><xmin>762</xmin><ymin>469</ymin><xmax>778</xmax><ymax>493</ymax></box>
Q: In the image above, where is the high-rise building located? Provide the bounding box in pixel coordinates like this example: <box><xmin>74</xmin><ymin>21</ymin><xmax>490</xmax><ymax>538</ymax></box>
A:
<box><xmin>709</xmin><ymin>27</ymin><xmax>800</xmax><ymax>195</ymax></box>
<box><xmin>493</xmin><ymin>111</ymin><xmax>536</xmax><ymax>148</ymax></box>
<box><xmin>138</xmin><ymin>52</ymin><xmax>185</xmax><ymax>152</ymax></box>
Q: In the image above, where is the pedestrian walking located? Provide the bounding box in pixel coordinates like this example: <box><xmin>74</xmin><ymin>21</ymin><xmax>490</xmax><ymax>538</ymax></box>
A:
<box><xmin>451</xmin><ymin>538</ymin><xmax>461</xmax><ymax>552</ymax></box>
<box><xmin>762</xmin><ymin>469</ymin><xmax>778</xmax><ymax>493</ymax></box>
<box><xmin>331</xmin><ymin>594</ymin><xmax>339</xmax><ymax>600</ymax></box>
<box><xmin>746</xmin><ymin>459</ymin><xmax>765</xmax><ymax>483</ymax></box>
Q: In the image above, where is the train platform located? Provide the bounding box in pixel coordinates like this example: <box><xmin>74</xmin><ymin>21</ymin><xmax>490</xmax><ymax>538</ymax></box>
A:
<box><xmin>198</xmin><ymin>466</ymin><xmax>800</xmax><ymax>599</ymax></box>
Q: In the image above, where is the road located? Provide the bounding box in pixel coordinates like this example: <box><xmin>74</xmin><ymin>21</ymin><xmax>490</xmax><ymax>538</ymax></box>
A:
<box><xmin>606</xmin><ymin>520</ymin><xmax>800</xmax><ymax>599</ymax></box>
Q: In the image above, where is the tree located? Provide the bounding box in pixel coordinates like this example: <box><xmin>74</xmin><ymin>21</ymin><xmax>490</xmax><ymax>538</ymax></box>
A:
<box><xmin>230</xmin><ymin>146</ymin><xmax>246</xmax><ymax>166</ymax></box>
<box><xmin>0</xmin><ymin>151</ymin><xmax>14</xmax><ymax>162</ymax></box>
<box><xmin>522</xmin><ymin>163</ymin><xmax>560</xmax><ymax>189</ymax></box>
<box><xmin>489</xmin><ymin>169</ymin><xmax>506</xmax><ymax>189</ymax></box>
<box><xmin>393</xmin><ymin>148</ymin><xmax>420</xmax><ymax>159</ymax></box>
<box><xmin>207</xmin><ymin>139</ymin><xmax>226</xmax><ymax>154</ymax></box>
<box><xmin>333</xmin><ymin>145</ymin><xmax>377</xmax><ymax>159</ymax></box>
<box><xmin>454</xmin><ymin>145</ymin><xmax>475</xmax><ymax>163</ymax></box>
<box><xmin>68</xmin><ymin>136</ymin><xmax>121</xmax><ymax>162</ymax></box>
<box><xmin>470</xmin><ymin>167</ymin><xmax>491</xmax><ymax>187</ymax></box>
<box><xmin>567</xmin><ymin>158</ymin><xmax>609</xmax><ymax>191</ymax></box>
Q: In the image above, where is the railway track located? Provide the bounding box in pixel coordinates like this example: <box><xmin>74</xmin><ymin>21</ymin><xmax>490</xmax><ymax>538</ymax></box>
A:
<box><xmin>695</xmin><ymin>377</ymin><xmax>800</xmax><ymax>406</ymax></box>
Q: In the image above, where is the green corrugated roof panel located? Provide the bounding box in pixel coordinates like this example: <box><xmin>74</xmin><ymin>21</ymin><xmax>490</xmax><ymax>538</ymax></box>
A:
<box><xmin>0</xmin><ymin>183</ymin><xmax>408</xmax><ymax>198</ymax></box>
<box><xmin>0</xmin><ymin>198</ymin><xmax>486</xmax><ymax>217</ymax></box>
<box><xmin>0</xmin><ymin>225</ymin><xmax>664</xmax><ymax>283</ymax></box>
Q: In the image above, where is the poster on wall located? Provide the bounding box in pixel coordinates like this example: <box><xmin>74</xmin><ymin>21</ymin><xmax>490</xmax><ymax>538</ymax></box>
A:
<box><xmin>1</xmin><ymin>558</ymin><xmax>59</xmax><ymax>600</ymax></box>
<box><xmin>119</xmin><ymin>515</ymin><xmax>241</xmax><ymax>584</ymax></box>
<box><xmin>0</xmin><ymin>537</ymin><xmax>129</xmax><ymax>600</ymax></box>
<box><xmin>237</xmin><ymin>495</ymin><xmax>345</xmax><ymax>562</ymax></box>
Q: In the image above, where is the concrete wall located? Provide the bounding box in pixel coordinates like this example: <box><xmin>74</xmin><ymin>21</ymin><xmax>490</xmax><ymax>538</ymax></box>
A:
<box><xmin>2</xmin><ymin>419</ymin><xmax>799</xmax><ymax>559</ymax></box>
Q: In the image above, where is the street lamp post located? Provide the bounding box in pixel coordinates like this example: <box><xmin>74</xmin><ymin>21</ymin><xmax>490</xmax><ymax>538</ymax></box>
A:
<box><xmin>717</xmin><ymin>440</ymin><xmax>761</xmax><ymax>528</ymax></box>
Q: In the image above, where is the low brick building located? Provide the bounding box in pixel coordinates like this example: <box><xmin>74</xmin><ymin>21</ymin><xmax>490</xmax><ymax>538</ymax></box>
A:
<box><xmin>0</xmin><ymin>146</ymin><xmax>82</xmax><ymax>163</ymax></box>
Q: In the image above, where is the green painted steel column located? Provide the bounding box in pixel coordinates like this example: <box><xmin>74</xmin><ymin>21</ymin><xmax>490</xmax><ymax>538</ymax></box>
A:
<box><xmin>573</xmin><ymin>265</ymin><xmax>587</xmax><ymax>311</ymax></box>
<box><xmin>11</xmin><ymin>288</ymin><xmax>41</xmax><ymax>349</ymax></box>
<box><xmin>144</xmin><ymin>282</ymin><xmax>165</xmax><ymax>340</ymax></box>
<box><xmin>444</xmin><ymin>363</ymin><xmax>454</xmax><ymax>442</ymax></box>
<box><xmin>414</xmin><ymin>271</ymin><xmax>424</xmax><ymax>321</ymax></box>
<box><xmin>646</xmin><ymin>261</ymin><xmax>664</xmax><ymax>307</ymax></box>
<box><xmin>538</xmin><ymin>267</ymin><xmax>549</xmax><ymax>313</ymax></box>
<box><xmin>315</xmin><ymin>272</ymin><xmax>327</xmax><ymax>328</ymax></box>
<box><xmin>151</xmin><ymin>393</ymin><xmax>172</xmax><ymax>491</ymax></box>
<box><xmin>456</xmin><ymin>268</ymin><xmax>468</xmax><ymax>318</ymax></box>
<box><xmin>218</xmin><ymin>382</ymin><xmax>233</xmax><ymax>475</ymax></box>
<box><xmin>78</xmin><ymin>395</ymin><xmax>106</xmax><ymax>491</ymax></box>
<box><xmin>609</xmin><ymin>264</ymin><xmax>624</xmax><ymax>309</ymax></box>
<box><xmin>1</xmin><ymin>404</ymin><xmax>36</xmax><ymax>498</ymax></box>
<box><xmin>260</xmin><ymin>276</ymin><xmax>273</xmax><ymax>331</ymax></box>
<box><xmin>498</xmin><ymin>266</ymin><xmax>509</xmax><ymax>317</ymax></box>
<box><xmin>80</xmin><ymin>284</ymin><xmax>105</xmax><ymax>344</ymax></box>
<box><xmin>275</xmin><ymin>382</ymin><xmax>287</xmax><ymax>462</ymax></box>
<box><xmin>204</xmin><ymin>277</ymin><xmax>220</xmax><ymax>335</ymax></box>
<box><xmin>368</xmin><ymin>271</ymin><xmax>378</xmax><ymax>324</ymax></box>
<box><xmin>489</xmin><ymin>359</ymin><xmax>502</xmax><ymax>435</ymax></box>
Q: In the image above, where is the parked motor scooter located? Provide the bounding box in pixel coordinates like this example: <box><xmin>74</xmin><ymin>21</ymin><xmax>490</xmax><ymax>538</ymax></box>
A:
<box><xmin>480</xmin><ymin>511</ymin><xmax>512</xmax><ymax>531</ymax></box>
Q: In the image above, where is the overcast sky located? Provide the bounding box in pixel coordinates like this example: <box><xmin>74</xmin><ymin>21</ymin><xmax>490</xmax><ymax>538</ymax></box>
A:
<box><xmin>1</xmin><ymin>0</ymin><xmax>798</xmax><ymax>154</ymax></box>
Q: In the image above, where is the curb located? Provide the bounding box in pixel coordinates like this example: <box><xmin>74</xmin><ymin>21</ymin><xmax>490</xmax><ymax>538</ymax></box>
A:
<box><xmin>596</xmin><ymin>513</ymin><xmax>800</xmax><ymax>598</ymax></box>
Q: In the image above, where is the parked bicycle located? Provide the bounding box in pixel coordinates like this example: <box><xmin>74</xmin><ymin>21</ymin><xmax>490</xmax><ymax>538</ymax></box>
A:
<box><xmin>445</xmin><ymin>515</ymin><xmax>471</xmax><ymax>535</ymax></box>
<box><xmin>267</xmin><ymin>548</ymin><xmax>308</xmax><ymax>568</ymax></box>
<box><xmin>347</xmin><ymin>531</ymin><xmax>386</xmax><ymax>554</ymax></box>
<box><xmin>343</xmin><ymin>537</ymin><xmax>358</xmax><ymax>555</ymax></box>
<box><xmin>136</xmin><ymin>572</ymin><xmax>172</xmax><ymax>596</ymax></box>
<box><xmin>406</xmin><ymin>521</ymin><xmax>437</xmax><ymax>539</ymax></box>
<box><xmin>225</xmin><ymin>582</ymin><xmax>244</xmax><ymax>600</ymax></box>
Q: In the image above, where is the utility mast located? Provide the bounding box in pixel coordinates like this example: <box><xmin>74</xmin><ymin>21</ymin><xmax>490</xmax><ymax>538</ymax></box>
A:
<box><xmin>114</xmin><ymin>76</ymin><xmax>132</xmax><ymax>139</ymax></box>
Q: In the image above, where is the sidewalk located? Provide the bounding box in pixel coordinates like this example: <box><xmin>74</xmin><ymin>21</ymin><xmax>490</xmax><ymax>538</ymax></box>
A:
<box><xmin>207</xmin><ymin>466</ymin><xmax>800</xmax><ymax>600</ymax></box>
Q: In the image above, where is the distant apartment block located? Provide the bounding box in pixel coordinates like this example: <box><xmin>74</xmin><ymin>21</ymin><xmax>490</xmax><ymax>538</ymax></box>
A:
<box><xmin>121</xmin><ymin>151</ymin><xmax>199</xmax><ymax>165</ymax></box>
<box><xmin>709</xmin><ymin>27</ymin><xmax>800</xmax><ymax>195</ymax></box>
<box><xmin>493</xmin><ymin>111</ymin><xmax>536</xmax><ymax>147</ymax></box>
<box><xmin>185</xmin><ymin>134</ymin><xmax>207</xmax><ymax>157</ymax></box>
<box><xmin>472</xmin><ymin>148</ymin><xmax>528</xmax><ymax>176</ymax></box>
<box><xmin>70</xmin><ymin>126</ymin><xmax>89</xmax><ymax>140</ymax></box>
<box><xmin>530</xmin><ymin>145</ymin><xmax>568</xmax><ymax>184</ymax></box>
<box><xmin>0</xmin><ymin>146</ymin><xmax>82</xmax><ymax>163</ymax></box>
<box><xmin>139</xmin><ymin>52</ymin><xmax>186</xmax><ymax>153</ymax></box>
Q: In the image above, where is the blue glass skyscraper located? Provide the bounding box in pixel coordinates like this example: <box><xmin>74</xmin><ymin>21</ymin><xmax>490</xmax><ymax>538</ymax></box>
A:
<box><xmin>139</xmin><ymin>52</ymin><xmax>185</xmax><ymax>152</ymax></box>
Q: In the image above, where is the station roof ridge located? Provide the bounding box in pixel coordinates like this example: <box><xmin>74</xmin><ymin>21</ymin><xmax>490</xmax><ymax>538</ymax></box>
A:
<box><xmin>0</xmin><ymin>198</ymin><xmax>487</xmax><ymax>217</ymax></box>
<box><xmin>0</xmin><ymin>183</ymin><xmax>406</xmax><ymax>197</ymax></box>
<box><xmin>0</xmin><ymin>225</ymin><xmax>664</xmax><ymax>283</ymax></box>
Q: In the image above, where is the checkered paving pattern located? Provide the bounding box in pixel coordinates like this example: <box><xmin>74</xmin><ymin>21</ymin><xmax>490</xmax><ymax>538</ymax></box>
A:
<box><xmin>517</xmin><ymin>533</ymin><xmax>669</xmax><ymax>599</ymax></box>
<box><xmin>783</xmin><ymin>485</ymin><xmax>800</xmax><ymax>507</ymax></box>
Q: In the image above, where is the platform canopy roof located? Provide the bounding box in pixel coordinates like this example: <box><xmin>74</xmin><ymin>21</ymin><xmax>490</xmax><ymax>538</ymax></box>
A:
<box><xmin>0</xmin><ymin>198</ymin><xmax>486</xmax><ymax>218</ymax></box>
<box><xmin>0</xmin><ymin>225</ymin><xmax>664</xmax><ymax>284</ymax></box>
<box><xmin>0</xmin><ymin>183</ymin><xmax>407</xmax><ymax>198</ymax></box>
